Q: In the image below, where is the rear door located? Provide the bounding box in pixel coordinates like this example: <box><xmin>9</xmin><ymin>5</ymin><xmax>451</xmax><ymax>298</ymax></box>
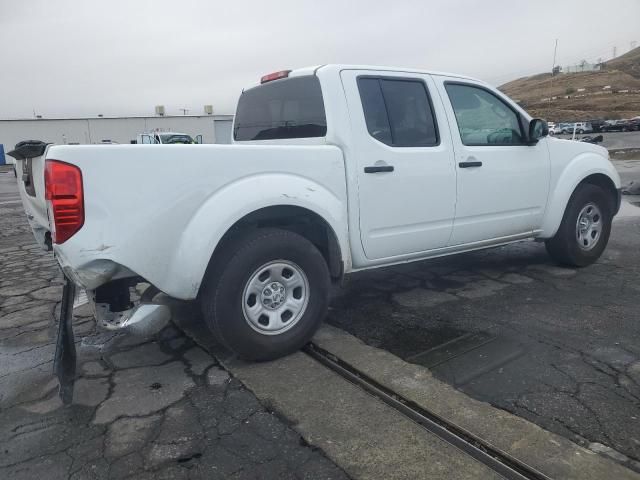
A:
<box><xmin>341</xmin><ymin>70</ymin><xmax>457</xmax><ymax>260</ymax></box>
<box><xmin>436</xmin><ymin>78</ymin><xmax>550</xmax><ymax>245</ymax></box>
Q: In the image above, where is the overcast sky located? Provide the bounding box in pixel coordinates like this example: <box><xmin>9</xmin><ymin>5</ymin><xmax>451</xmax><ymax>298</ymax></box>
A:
<box><xmin>0</xmin><ymin>0</ymin><xmax>638</xmax><ymax>118</ymax></box>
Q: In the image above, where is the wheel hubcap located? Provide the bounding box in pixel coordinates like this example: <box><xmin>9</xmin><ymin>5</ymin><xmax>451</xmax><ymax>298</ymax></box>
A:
<box><xmin>576</xmin><ymin>202</ymin><xmax>602</xmax><ymax>251</ymax></box>
<box><xmin>261</xmin><ymin>282</ymin><xmax>286</xmax><ymax>309</ymax></box>
<box><xmin>242</xmin><ymin>260</ymin><xmax>309</xmax><ymax>335</ymax></box>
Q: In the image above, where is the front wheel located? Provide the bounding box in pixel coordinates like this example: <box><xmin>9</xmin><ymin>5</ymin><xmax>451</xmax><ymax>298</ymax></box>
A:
<box><xmin>545</xmin><ymin>184</ymin><xmax>613</xmax><ymax>267</ymax></box>
<box><xmin>200</xmin><ymin>228</ymin><xmax>330</xmax><ymax>361</ymax></box>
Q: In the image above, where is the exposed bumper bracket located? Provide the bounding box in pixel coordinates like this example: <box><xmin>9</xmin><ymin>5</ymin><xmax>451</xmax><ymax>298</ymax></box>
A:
<box><xmin>94</xmin><ymin>287</ymin><xmax>170</xmax><ymax>336</ymax></box>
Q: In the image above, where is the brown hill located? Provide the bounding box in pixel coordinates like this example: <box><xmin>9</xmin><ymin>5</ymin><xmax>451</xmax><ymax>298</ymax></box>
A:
<box><xmin>499</xmin><ymin>47</ymin><xmax>640</xmax><ymax>122</ymax></box>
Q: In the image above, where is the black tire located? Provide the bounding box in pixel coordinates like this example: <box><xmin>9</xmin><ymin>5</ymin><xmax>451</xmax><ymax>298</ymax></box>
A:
<box><xmin>577</xmin><ymin>129</ymin><xmax>584</xmax><ymax>134</ymax></box>
<box><xmin>545</xmin><ymin>184</ymin><xmax>613</xmax><ymax>267</ymax></box>
<box><xmin>200</xmin><ymin>228</ymin><xmax>330</xmax><ymax>361</ymax></box>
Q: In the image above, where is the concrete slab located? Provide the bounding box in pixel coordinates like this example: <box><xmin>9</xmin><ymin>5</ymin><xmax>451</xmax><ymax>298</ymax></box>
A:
<box><xmin>173</xmin><ymin>305</ymin><xmax>513</xmax><ymax>478</ymax></box>
<box><xmin>313</xmin><ymin>324</ymin><xmax>640</xmax><ymax>480</ymax></box>
<box><xmin>223</xmin><ymin>352</ymin><xmax>501</xmax><ymax>480</ymax></box>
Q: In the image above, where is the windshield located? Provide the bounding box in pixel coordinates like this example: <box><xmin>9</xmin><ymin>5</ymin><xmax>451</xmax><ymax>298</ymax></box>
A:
<box><xmin>234</xmin><ymin>76</ymin><xmax>327</xmax><ymax>141</ymax></box>
<box><xmin>160</xmin><ymin>134</ymin><xmax>194</xmax><ymax>144</ymax></box>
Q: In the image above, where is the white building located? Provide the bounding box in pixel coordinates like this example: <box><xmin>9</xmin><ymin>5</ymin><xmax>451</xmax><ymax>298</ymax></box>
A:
<box><xmin>563</xmin><ymin>62</ymin><xmax>602</xmax><ymax>74</ymax></box>
<box><xmin>0</xmin><ymin>114</ymin><xmax>234</xmax><ymax>164</ymax></box>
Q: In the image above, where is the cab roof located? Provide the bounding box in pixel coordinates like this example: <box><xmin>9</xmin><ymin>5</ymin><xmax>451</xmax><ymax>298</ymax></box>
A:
<box><xmin>246</xmin><ymin>64</ymin><xmax>483</xmax><ymax>90</ymax></box>
<box><xmin>314</xmin><ymin>64</ymin><xmax>479</xmax><ymax>82</ymax></box>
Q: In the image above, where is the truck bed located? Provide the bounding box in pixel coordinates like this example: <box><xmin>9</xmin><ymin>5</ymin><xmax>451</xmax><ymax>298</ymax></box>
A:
<box><xmin>35</xmin><ymin>144</ymin><xmax>347</xmax><ymax>299</ymax></box>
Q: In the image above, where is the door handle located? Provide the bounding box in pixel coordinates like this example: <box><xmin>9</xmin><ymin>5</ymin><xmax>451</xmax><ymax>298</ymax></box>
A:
<box><xmin>458</xmin><ymin>161</ymin><xmax>483</xmax><ymax>168</ymax></box>
<box><xmin>364</xmin><ymin>165</ymin><xmax>394</xmax><ymax>173</ymax></box>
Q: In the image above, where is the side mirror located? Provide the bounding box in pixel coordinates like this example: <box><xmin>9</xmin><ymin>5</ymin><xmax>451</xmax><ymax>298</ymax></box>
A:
<box><xmin>528</xmin><ymin>119</ymin><xmax>548</xmax><ymax>145</ymax></box>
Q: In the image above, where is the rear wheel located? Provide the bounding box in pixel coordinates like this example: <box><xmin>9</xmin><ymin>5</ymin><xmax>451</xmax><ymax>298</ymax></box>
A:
<box><xmin>200</xmin><ymin>228</ymin><xmax>330</xmax><ymax>361</ymax></box>
<box><xmin>545</xmin><ymin>184</ymin><xmax>613</xmax><ymax>267</ymax></box>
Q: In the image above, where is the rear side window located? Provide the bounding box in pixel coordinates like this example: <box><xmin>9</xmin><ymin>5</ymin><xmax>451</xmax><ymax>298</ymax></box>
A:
<box><xmin>234</xmin><ymin>76</ymin><xmax>327</xmax><ymax>141</ymax></box>
<box><xmin>357</xmin><ymin>77</ymin><xmax>439</xmax><ymax>147</ymax></box>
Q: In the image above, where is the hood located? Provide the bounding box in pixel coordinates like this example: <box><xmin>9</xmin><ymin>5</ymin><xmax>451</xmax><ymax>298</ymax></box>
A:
<box><xmin>546</xmin><ymin>136</ymin><xmax>609</xmax><ymax>160</ymax></box>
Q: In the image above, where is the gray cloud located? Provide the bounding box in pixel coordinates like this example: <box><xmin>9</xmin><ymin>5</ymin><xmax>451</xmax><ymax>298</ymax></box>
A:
<box><xmin>0</xmin><ymin>0</ymin><xmax>638</xmax><ymax>118</ymax></box>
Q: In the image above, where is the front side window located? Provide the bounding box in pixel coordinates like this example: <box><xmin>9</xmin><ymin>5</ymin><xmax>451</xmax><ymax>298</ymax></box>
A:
<box><xmin>358</xmin><ymin>77</ymin><xmax>439</xmax><ymax>147</ymax></box>
<box><xmin>234</xmin><ymin>76</ymin><xmax>327</xmax><ymax>141</ymax></box>
<box><xmin>445</xmin><ymin>83</ymin><xmax>524</xmax><ymax>146</ymax></box>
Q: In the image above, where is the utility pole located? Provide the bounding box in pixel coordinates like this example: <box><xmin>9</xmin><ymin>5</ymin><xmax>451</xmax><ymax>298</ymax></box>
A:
<box><xmin>613</xmin><ymin>46</ymin><xmax>617</xmax><ymax>59</ymax></box>
<box><xmin>548</xmin><ymin>39</ymin><xmax>558</xmax><ymax>111</ymax></box>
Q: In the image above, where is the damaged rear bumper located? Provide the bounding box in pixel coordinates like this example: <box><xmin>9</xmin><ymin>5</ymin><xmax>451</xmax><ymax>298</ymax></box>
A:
<box><xmin>56</xmin><ymin>255</ymin><xmax>134</xmax><ymax>292</ymax></box>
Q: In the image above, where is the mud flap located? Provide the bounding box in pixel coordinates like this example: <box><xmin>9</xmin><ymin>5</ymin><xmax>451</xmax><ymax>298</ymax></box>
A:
<box><xmin>54</xmin><ymin>276</ymin><xmax>76</xmax><ymax>404</ymax></box>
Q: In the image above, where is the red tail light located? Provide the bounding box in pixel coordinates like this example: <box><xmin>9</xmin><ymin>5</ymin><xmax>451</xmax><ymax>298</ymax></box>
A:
<box><xmin>44</xmin><ymin>160</ymin><xmax>84</xmax><ymax>244</ymax></box>
<box><xmin>260</xmin><ymin>70</ymin><xmax>291</xmax><ymax>84</ymax></box>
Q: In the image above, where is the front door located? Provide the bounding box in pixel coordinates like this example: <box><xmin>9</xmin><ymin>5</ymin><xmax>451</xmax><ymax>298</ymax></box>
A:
<box><xmin>341</xmin><ymin>70</ymin><xmax>457</xmax><ymax>260</ymax></box>
<box><xmin>436</xmin><ymin>79</ymin><xmax>550</xmax><ymax>245</ymax></box>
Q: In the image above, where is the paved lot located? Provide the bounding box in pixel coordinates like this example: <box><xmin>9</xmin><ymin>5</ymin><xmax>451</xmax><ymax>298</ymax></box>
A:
<box><xmin>0</xmin><ymin>168</ymin><xmax>346</xmax><ymax>480</ymax></box>
<box><xmin>3</xmin><ymin>157</ymin><xmax>640</xmax><ymax>476</ymax></box>
<box><xmin>554</xmin><ymin>130</ymin><xmax>640</xmax><ymax>150</ymax></box>
<box><xmin>327</xmin><ymin>203</ymin><xmax>640</xmax><ymax>470</ymax></box>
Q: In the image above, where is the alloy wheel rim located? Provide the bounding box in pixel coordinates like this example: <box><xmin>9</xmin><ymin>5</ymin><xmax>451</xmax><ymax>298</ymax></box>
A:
<box><xmin>576</xmin><ymin>202</ymin><xmax>602</xmax><ymax>251</ymax></box>
<box><xmin>242</xmin><ymin>260</ymin><xmax>309</xmax><ymax>335</ymax></box>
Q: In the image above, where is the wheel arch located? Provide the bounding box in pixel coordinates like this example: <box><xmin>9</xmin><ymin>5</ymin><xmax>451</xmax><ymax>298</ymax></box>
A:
<box><xmin>157</xmin><ymin>170</ymin><xmax>349</xmax><ymax>300</ymax></box>
<box><xmin>540</xmin><ymin>158</ymin><xmax>621</xmax><ymax>238</ymax></box>
<box><xmin>579</xmin><ymin>173</ymin><xmax>620</xmax><ymax>213</ymax></box>
<box><xmin>198</xmin><ymin>205</ymin><xmax>345</xmax><ymax>299</ymax></box>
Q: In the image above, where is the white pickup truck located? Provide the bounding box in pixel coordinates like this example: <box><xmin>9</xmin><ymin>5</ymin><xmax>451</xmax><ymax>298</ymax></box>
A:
<box><xmin>15</xmin><ymin>64</ymin><xmax>622</xmax><ymax>361</ymax></box>
<box><xmin>136</xmin><ymin>132</ymin><xmax>203</xmax><ymax>144</ymax></box>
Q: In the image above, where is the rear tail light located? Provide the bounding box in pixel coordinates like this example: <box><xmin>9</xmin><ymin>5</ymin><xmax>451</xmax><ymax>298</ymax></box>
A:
<box><xmin>260</xmin><ymin>70</ymin><xmax>291</xmax><ymax>84</ymax></box>
<box><xmin>44</xmin><ymin>159</ymin><xmax>84</xmax><ymax>244</ymax></box>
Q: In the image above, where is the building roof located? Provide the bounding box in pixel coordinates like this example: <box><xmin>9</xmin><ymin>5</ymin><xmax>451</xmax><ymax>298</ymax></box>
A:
<box><xmin>0</xmin><ymin>114</ymin><xmax>234</xmax><ymax>122</ymax></box>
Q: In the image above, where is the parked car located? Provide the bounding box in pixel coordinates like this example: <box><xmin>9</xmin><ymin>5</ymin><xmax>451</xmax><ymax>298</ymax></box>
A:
<box><xmin>137</xmin><ymin>132</ymin><xmax>203</xmax><ymax>144</ymax></box>
<box><xmin>572</xmin><ymin>122</ymin><xmax>593</xmax><ymax>134</ymax></box>
<box><xmin>558</xmin><ymin>122</ymin><xmax>573</xmax><ymax>134</ymax></box>
<box><xmin>602</xmin><ymin>119</ymin><xmax>636</xmax><ymax>132</ymax></box>
<box><xmin>587</xmin><ymin>119</ymin><xmax>605</xmax><ymax>133</ymax></box>
<box><xmin>547</xmin><ymin>122</ymin><xmax>559</xmax><ymax>135</ymax></box>
<box><xmin>14</xmin><ymin>64</ymin><xmax>622</xmax><ymax>362</ymax></box>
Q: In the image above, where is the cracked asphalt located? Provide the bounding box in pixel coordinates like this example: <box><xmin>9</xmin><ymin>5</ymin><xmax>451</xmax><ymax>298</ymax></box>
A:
<box><xmin>0</xmin><ymin>167</ymin><xmax>347</xmax><ymax>480</ymax></box>
<box><xmin>327</xmin><ymin>194</ymin><xmax>640</xmax><ymax>471</ymax></box>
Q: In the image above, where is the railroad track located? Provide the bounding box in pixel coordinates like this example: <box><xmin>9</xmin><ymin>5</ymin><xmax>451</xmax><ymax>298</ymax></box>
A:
<box><xmin>303</xmin><ymin>342</ymin><xmax>552</xmax><ymax>480</ymax></box>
